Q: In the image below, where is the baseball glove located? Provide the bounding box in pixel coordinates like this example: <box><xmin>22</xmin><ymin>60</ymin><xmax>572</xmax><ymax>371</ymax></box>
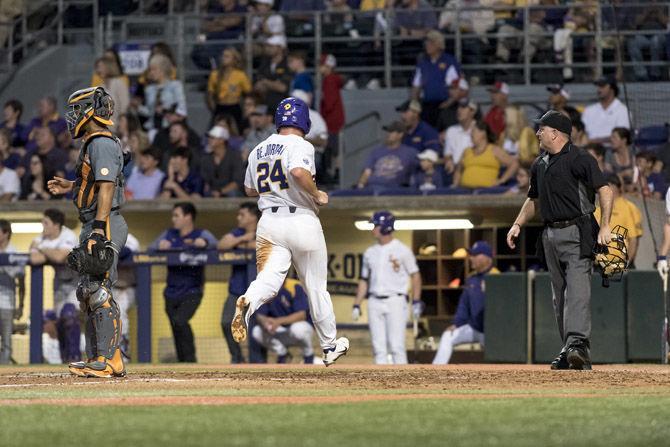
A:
<box><xmin>67</xmin><ymin>233</ymin><xmax>114</xmax><ymax>276</ymax></box>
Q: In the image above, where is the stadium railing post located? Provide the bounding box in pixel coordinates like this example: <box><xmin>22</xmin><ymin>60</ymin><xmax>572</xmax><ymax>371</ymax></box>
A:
<box><xmin>136</xmin><ymin>264</ymin><xmax>153</xmax><ymax>363</ymax></box>
<box><xmin>29</xmin><ymin>265</ymin><xmax>44</xmax><ymax>364</ymax></box>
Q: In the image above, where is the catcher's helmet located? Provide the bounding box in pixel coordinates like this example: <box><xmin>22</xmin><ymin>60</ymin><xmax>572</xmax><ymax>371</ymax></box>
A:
<box><xmin>275</xmin><ymin>97</ymin><xmax>311</xmax><ymax>135</ymax></box>
<box><xmin>65</xmin><ymin>87</ymin><xmax>114</xmax><ymax>139</ymax></box>
<box><xmin>370</xmin><ymin>211</ymin><xmax>395</xmax><ymax>235</ymax></box>
<box><xmin>594</xmin><ymin>225</ymin><xmax>629</xmax><ymax>287</ymax></box>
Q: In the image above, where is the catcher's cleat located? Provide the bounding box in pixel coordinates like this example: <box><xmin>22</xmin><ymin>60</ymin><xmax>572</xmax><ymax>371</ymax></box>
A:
<box><xmin>231</xmin><ymin>296</ymin><xmax>249</xmax><ymax>343</ymax></box>
<box><xmin>322</xmin><ymin>337</ymin><xmax>349</xmax><ymax>367</ymax></box>
<box><xmin>68</xmin><ymin>361</ymin><xmax>87</xmax><ymax>377</ymax></box>
<box><xmin>82</xmin><ymin>351</ymin><xmax>126</xmax><ymax>378</ymax></box>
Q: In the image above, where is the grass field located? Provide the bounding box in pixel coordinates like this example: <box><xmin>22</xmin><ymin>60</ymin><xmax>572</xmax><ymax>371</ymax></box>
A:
<box><xmin>0</xmin><ymin>364</ymin><xmax>669</xmax><ymax>447</ymax></box>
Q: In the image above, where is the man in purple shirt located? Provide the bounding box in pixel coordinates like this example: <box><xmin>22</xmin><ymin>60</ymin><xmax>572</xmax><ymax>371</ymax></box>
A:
<box><xmin>160</xmin><ymin>147</ymin><xmax>204</xmax><ymax>199</ymax></box>
<box><xmin>356</xmin><ymin>121</ymin><xmax>418</xmax><ymax>189</ymax></box>
<box><xmin>24</xmin><ymin>96</ymin><xmax>68</xmax><ymax>152</ymax></box>
<box><xmin>21</xmin><ymin>126</ymin><xmax>68</xmax><ymax>176</ymax></box>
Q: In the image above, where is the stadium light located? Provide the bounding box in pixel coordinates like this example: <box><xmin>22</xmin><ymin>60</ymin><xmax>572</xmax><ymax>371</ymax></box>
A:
<box><xmin>354</xmin><ymin>219</ymin><xmax>474</xmax><ymax>231</ymax></box>
<box><xmin>11</xmin><ymin>222</ymin><xmax>43</xmax><ymax>234</ymax></box>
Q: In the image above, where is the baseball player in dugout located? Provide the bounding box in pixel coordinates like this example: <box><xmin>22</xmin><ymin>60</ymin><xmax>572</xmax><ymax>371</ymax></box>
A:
<box><xmin>47</xmin><ymin>86</ymin><xmax>128</xmax><ymax>378</ymax></box>
<box><xmin>231</xmin><ymin>96</ymin><xmax>349</xmax><ymax>366</ymax></box>
<box><xmin>352</xmin><ymin>211</ymin><xmax>424</xmax><ymax>365</ymax></box>
<box><xmin>507</xmin><ymin>110</ymin><xmax>613</xmax><ymax>371</ymax></box>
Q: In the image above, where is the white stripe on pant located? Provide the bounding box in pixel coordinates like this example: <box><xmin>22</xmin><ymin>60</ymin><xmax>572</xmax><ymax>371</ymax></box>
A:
<box><xmin>432</xmin><ymin>324</ymin><xmax>485</xmax><ymax>364</ymax></box>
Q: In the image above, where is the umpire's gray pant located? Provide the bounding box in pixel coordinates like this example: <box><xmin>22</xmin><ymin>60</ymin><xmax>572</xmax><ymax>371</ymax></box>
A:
<box><xmin>542</xmin><ymin>225</ymin><xmax>592</xmax><ymax>349</ymax></box>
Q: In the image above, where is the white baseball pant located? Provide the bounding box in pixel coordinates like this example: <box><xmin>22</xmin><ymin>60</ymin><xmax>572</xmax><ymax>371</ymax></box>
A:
<box><xmin>251</xmin><ymin>321</ymin><xmax>314</xmax><ymax>356</ymax></box>
<box><xmin>368</xmin><ymin>294</ymin><xmax>408</xmax><ymax>364</ymax></box>
<box><xmin>243</xmin><ymin>208</ymin><xmax>337</xmax><ymax>350</ymax></box>
<box><xmin>432</xmin><ymin>324</ymin><xmax>484</xmax><ymax>364</ymax></box>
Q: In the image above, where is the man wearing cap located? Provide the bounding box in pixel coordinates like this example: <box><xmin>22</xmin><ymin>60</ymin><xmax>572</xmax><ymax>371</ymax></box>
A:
<box><xmin>356</xmin><ymin>121</ymin><xmax>418</xmax><ymax>190</ymax></box>
<box><xmin>507</xmin><ymin>110</ymin><xmax>613</xmax><ymax>371</ymax></box>
<box><xmin>433</xmin><ymin>241</ymin><xmax>498</xmax><ymax>365</ymax></box>
<box><xmin>443</xmin><ymin>99</ymin><xmax>478</xmax><ymax>178</ymax></box>
<box><xmin>544</xmin><ymin>84</ymin><xmax>580</xmax><ymax>124</ymax></box>
<box><xmin>484</xmin><ymin>81</ymin><xmax>509</xmax><ymax>139</ymax></box>
<box><xmin>255</xmin><ymin>35</ymin><xmax>291</xmax><ymax>111</ymax></box>
<box><xmin>581</xmin><ymin>77</ymin><xmax>630</xmax><ymax>145</ymax></box>
<box><xmin>242</xmin><ymin>104</ymin><xmax>274</xmax><ymax>161</ymax></box>
<box><xmin>201</xmin><ymin>125</ymin><xmax>244</xmax><ymax>197</ymax></box>
<box><xmin>412</xmin><ymin>149</ymin><xmax>444</xmax><ymax>191</ymax></box>
<box><xmin>397</xmin><ymin>99</ymin><xmax>441</xmax><ymax>153</ymax></box>
<box><xmin>410</xmin><ymin>29</ymin><xmax>461</xmax><ymax>129</ymax></box>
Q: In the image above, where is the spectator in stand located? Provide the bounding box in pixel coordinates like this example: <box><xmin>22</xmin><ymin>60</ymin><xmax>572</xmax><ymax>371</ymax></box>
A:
<box><xmin>255</xmin><ymin>35</ymin><xmax>291</xmax><ymax>111</ymax></box>
<box><xmin>160</xmin><ymin>148</ymin><xmax>204</xmax><ymax>199</ymax></box>
<box><xmin>412</xmin><ymin>149</ymin><xmax>444</xmax><ymax>192</ymax></box>
<box><xmin>22</xmin><ymin>127</ymin><xmax>68</xmax><ymax>176</ymax></box>
<box><xmin>191</xmin><ymin>0</ymin><xmax>246</xmax><ymax>70</ymax></box>
<box><xmin>116</xmin><ymin>112</ymin><xmax>142</xmax><ymax>153</ymax></box>
<box><xmin>291</xmin><ymin>89</ymin><xmax>329</xmax><ymax>176</ymax></box>
<box><xmin>410</xmin><ymin>30</ymin><xmax>460</xmax><ymax>130</ymax></box>
<box><xmin>319</xmin><ymin>54</ymin><xmax>345</xmax><ymax>181</ymax></box>
<box><xmin>206</xmin><ymin>47</ymin><xmax>251</xmax><ymax>131</ymax></box>
<box><xmin>0</xmin><ymin>157</ymin><xmax>19</xmax><ymax>202</ymax></box>
<box><xmin>504</xmin><ymin>163</ymin><xmax>531</xmax><ymax>195</ymax></box>
<box><xmin>453</xmin><ymin>120</ymin><xmax>518</xmax><ymax>189</ymax></box>
<box><xmin>212</xmin><ymin>113</ymin><xmax>245</xmax><ymax>153</ymax></box>
<box><xmin>253</xmin><ymin>278</ymin><xmax>316</xmax><ymax>364</ymax></box>
<box><xmin>607</xmin><ymin>127</ymin><xmax>635</xmax><ymax>186</ymax></box>
<box><xmin>201</xmin><ymin>126</ymin><xmax>244</xmax><ymax>197</ymax></box>
<box><xmin>585</xmin><ymin>143</ymin><xmax>613</xmax><ymax>175</ymax></box>
<box><xmin>495</xmin><ymin>4</ymin><xmax>552</xmax><ymax>66</ymax></box>
<box><xmin>250</xmin><ymin>0</ymin><xmax>286</xmax><ymax>41</ymax></box>
<box><xmin>149</xmin><ymin>202</ymin><xmax>219</xmax><ymax>362</ymax></box>
<box><xmin>93</xmin><ymin>57</ymin><xmax>130</xmax><ymax>116</ymax></box>
<box><xmin>356</xmin><ymin>121</ymin><xmax>419</xmax><ymax>189</ymax></box>
<box><xmin>24</xmin><ymin>97</ymin><xmax>68</xmax><ymax>152</ymax></box>
<box><xmin>554</xmin><ymin>1</ymin><xmax>597</xmax><ymax>82</ymax></box>
<box><xmin>582</xmin><ymin>77</ymin><xmax>630</xmax><ymax>144</ymax></box>
<box><xmin>432</xmin><ymin>240</ymin><xmax>499</xmax><ymax>364</ymax></box>
<box><xmin>152</xmin><ymin>111</ymin><xmax>201</xmax><ymax>167</ymax></box>
<box><xmin>635</xmin><ymin>151</ymin><xmax>667</xmax><ymax>199</ymax></box>
<box><xmin>240</xmin><ymin>92</ymin><xmax>263</xmax><ymax>135</ymax></box>
<box><xmin>324</xmin><ymin>0</ymin><xmax>356</xmax><ymax>37</ymax></box>
<box><xmin>134</xmin><ymin>42</ymin><xmax>178</xmax><ymax>110</ymax></box>
<box><xmin>571</xmin><ymin>119</ymin><xmax>589</xmax><ymax>147</ymax></box>
<box><xmin>0</xmin><ymin>2</ymin><xmax>21</xmax><ymax>49</ymax></box>
<box><xmin>242</xmin><ymin>105</ymin><xmax>274</xmax><ymax>161</ymax></box>
<box><xmin>594</xmin><ymin>174</ymin><xmax>642</xmax><ymax>268</ymax></box>
<box><xmin>397</xmin><ymin>100</ymin><xmax>440</xmax><ymax>153</ymax></box>
<box><xmin>444</xmin><ymin>99</ymin><xmax>478</xmax><ymax>178</ymax></box>
<box><xmin>20</xmin><ymin>154</ymin><xmax>53</xmax><ymax>201</ymax></box>
<box><xmin>503</xmin><ymin>105</ymin><xmax>539</xmax><ymax>165</ymax></box>
<box><xmin>0</xmin><ymin>129</ymin><xmax>20</xmax><ymax>171</ymax></box>
<box><xmin>0</xmin><ymin>219</ymin><xmax>25</xmax><ymax>364</ymax></box>
<box><xmin>288</xmin><ymin>51</ymin><xmax>314</xmax><ymax>96</ymax></box>
<box><xmin>159</xmin><ymin>121</ymin><xmax>203</xmax><ymax>172</ymax></box>
<box><xmin>279</xmin><ymin>0</ymin><xmax>325</xmax><ymax>37</ymax></box>
<box><xmin>126</xmin><ymin>146</ymin><xmax>166</xmax><ymax>200</ymax></box>
<box><xmin>544</xmin><ymin>84</ymin><xmax>580</xmax><ymax>123</ymax></box>
<box><xmin>484</xmin><ymin>81</ymin><xmax>509</xmax><ymax>140</ymax></box>
<box><xmin>91</xmin><ymin>48</ymin><xmax>130</xmax><ymax>89</ymax></box>
<box><xmin>395</xmin><ymin>0</ymin><xmax>438</xmax><ymax>38</ymax></box>
<box><xmin>436</xmin><ymin>77</ymin><xmax>469</xmax><ymax>134</ymax></box>
<box><xmin>0</xmin><ymin>99</ymin><xmax>26</xmax><ymax>147</ymax></box>
<box><xmin>141</xmin><ymin>54</ymin><xmax>188</xmax><ymax>133</ymax></box>
<box><xmin>628</xmin><ymin>2</ymin><xmax>668</xmax><ymax>81</ymax></box>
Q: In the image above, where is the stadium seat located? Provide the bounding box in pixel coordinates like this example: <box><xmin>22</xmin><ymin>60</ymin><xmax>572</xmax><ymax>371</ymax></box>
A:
<box><xmin>636</xmin><ymin>125</ymin><xmax>669</xmax><ymax>150</ymax></box>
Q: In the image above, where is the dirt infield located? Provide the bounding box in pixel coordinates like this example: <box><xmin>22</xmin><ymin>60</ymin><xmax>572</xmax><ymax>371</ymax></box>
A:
<box><xmin>1</xmin><ymin>364</ymin><xmax>669</xmax><ymax>407</ymax></box>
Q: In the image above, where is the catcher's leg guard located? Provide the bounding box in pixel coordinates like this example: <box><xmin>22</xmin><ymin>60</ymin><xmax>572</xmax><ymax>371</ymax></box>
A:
<box><xmin>81</xmin><ymin>287</ymin><xmax>125</xmax><ymax>378</ymax></box>
<box><xmin>69</xmin><ymin>279</ymin><xmax>98</xmax><ymax>377</ymax></box>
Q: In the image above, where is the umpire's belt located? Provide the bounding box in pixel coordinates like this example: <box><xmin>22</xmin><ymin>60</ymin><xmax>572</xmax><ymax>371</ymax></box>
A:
<box><xmin>545</xmin><ymin>216</ymin><xmax>584</xmax><ymax>229</ymax></box>
<box><xmin>79</xmin><ymin>206</ymin><xmax>121</xmax><ymax>223</ymax></box>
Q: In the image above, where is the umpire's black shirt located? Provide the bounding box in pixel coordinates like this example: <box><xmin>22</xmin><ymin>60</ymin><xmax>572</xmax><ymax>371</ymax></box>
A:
<box><xmin>528</xmin><ymin>142</ymin><xmax>607</xmax><ymax>223</ymax></box>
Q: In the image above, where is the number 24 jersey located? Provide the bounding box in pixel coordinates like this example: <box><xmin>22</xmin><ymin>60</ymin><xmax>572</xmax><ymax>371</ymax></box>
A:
<box><xmin>244</xmin><ymin>133</ymin><xmax>318</xmax><ymax>213</ymax></box>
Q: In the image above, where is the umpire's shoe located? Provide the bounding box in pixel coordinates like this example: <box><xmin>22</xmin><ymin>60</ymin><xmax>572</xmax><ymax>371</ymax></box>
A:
<box><xmin>567</xmin><ymin>343</ymin><xmax>592</xmax><ymax>371</ymax></box>
<box><xmin>231</xmin><ymin>296</ymin><xmax>249</xmax><ymax>343</ymax></box>
<box><xmin>323</xmin><ymin>337</ymin><xmax>350</xmax><ymax>367</ymax></box>
<box><xmin>550</xmin><ymin>351</ymin><xmax>569</xmax><ymax>370</ymax></box>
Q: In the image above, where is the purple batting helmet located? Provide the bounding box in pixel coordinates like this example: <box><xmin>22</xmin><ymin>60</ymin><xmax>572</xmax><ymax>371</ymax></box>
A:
<box><xmin>370</xmin><ymin>211</ymin><xmax>395</xmax><ymax>235</ymax></box>
<box><xmin>275</xmin><ymin>97</ymin><xmax>311</xmax><ymax>135</ymax></box>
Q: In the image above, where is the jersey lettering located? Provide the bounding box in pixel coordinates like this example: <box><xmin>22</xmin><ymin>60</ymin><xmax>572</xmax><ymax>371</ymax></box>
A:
<box><xmin>257</xmin><ymin>159</ymin><xmax>289</xmax><ymax>193</ymax></box>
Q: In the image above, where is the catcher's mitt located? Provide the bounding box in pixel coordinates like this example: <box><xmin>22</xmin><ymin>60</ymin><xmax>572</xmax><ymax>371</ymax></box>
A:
<box><xmin>67</xmin><ymin>233</ymin><xmax>114</xmax><ymax>276</ymax></box>
<box><xmin>594</xmin><ymin>225</ymin><xmax>628</xmax><ymax>287</ymax></box>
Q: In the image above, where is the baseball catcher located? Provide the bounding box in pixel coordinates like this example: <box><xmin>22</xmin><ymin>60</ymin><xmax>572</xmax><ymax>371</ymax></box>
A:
<box><xmin>47</xmin><ymin>86</ymin><xmax>128</xmax><ymax>378</ymax></box>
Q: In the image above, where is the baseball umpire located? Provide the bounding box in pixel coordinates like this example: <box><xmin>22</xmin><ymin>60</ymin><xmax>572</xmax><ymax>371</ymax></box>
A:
<box><xmin>506</xmin><ymin>111</ymin><xmax>613</xmax><ymax>370</ymax></box>
<box><xmin>47</xmin><ymin>86</ymin><xmax>128</xmax><ymax>378</ymax></box>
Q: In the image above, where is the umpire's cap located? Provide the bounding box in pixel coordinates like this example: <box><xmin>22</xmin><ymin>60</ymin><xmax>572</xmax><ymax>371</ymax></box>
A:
<box><xmin>370</xmin><ymin>211</ymin><xmax>395</xmax><ymax>235</ymax></box>
<box><xmin>533</xmin><ymin>110</ymin><xmax>572</xmax><ymax>136</ymax></box>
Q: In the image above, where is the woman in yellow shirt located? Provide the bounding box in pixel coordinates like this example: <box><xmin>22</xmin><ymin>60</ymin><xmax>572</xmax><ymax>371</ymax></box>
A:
<box><xmin>503</xmin><ymin>104</ymin><xmax>539</xmax><ymax>165</ymax></box>
<box><xmin>206</xmin><ymin>47</ymin><xmax>251</xmax><ymax>130</ymax></box>
<box><xmin>453</xmin><ymin>120</ymin><xmax>519</xmax><ymax>189</ymax></box>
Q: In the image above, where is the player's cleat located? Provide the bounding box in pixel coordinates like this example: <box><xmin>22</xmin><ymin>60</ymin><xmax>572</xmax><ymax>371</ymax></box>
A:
<box><xmin>231</xmin><ymin>296</ymin><xmax>249</xmax><ymax>343</ymax></box>
<box><xmin>81</xmin><ymin>351</ymin><xmax>126</xmax><ymax>378</ymax></box>
<box><xmin>68</xmin><ymin>360</ymin><xmax>88</xmax><ymax>377</ymax></box>
<box><xmin>322</xmin><ymin>337</ymin><xmax>349</xmax><ymax>367</ymax></box>
<box><xmin>550</xmin><ymin>351</ymin><xmax>569</xmax><ymax>370</ymax></box>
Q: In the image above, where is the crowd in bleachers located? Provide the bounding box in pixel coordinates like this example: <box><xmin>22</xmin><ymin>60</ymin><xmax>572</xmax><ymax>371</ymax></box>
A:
<box><xmin>1</xmin><ymin>0</ymin><xmax>670</xmax><ymax>203</ymax></box>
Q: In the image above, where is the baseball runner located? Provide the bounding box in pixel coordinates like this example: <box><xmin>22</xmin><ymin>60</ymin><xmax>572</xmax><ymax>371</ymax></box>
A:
<box><xmin>656</xmin><ymin>188</ymin><xmax>670</xmax><ymax>361</ymax></box>
<box><xmin>47</xmin><ymin>86</ymin><xmax>128</xmax><ymax>378</ymax></box>
<box><xmin>231</xmin><ymin>96</ymin><xmax>349</xmax><ymax>366</ymax></box>
<box><xmin>352</xmin><ymin>211</ymin><xmax>423</xmax><ymax>364</ymax></box>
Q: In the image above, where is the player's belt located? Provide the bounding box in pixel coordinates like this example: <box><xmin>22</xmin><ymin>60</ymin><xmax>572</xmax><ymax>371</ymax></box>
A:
<box><xmin>369</xmin><ymin>294</ymin><xmax>408</xmax><ymax>300</ymax></box>
<box><xmin>79</xmin><ymin>206</ymin><xmax>121</xmax><ymax>223</ymax></box>
<box><xmin>271</xmin><ymin>206</ymin><xmax>296</xmax><ymax>213</ymax></box>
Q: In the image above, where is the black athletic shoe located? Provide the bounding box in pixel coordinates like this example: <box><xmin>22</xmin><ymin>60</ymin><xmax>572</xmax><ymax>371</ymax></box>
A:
<box><xmin>567</xmin><ymin>345</ymin><xmax>592</xmax><ymax>370</ymax></box>
<box><xmin>550</xmin><ymin>351</ymin><xmax>569</xmax><ymax>370</ymax></box>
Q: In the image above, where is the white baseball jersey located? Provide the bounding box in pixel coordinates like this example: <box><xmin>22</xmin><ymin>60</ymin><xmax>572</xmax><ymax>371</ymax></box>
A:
<box><xmin>362</xmin><ymin>239</ymin><xmax>419</xmax><ymax>297</ymax></box>
<box><xmin>244</xmin><ymin>133</ymin><xmax>318</xmax><ymax>213</ymax></box>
